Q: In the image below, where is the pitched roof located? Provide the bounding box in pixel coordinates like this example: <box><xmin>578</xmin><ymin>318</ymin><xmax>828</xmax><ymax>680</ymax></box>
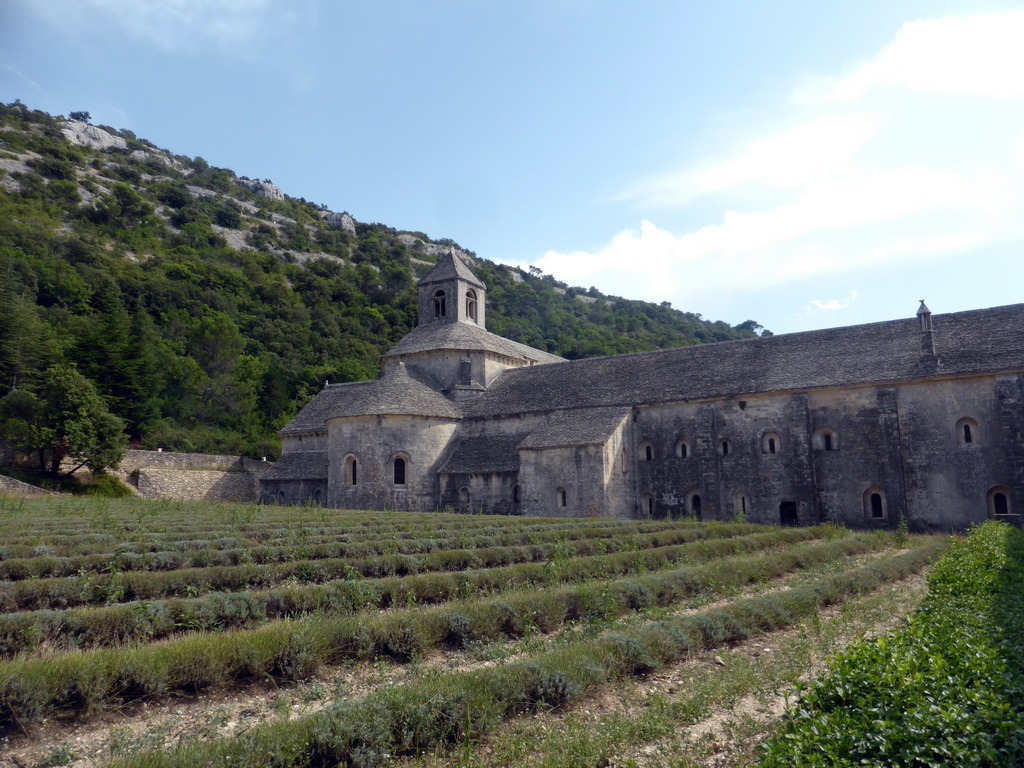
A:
<box><xmin>260</xmin><ymin>451</ymin><xmax>327</xmax><ymax>480</ymax></box>
<box><xmin>280</xmin><ymin>363</ymin><xmax>461</xmax><ymax>435</ymax></box>
<box><xmin>383</xmin><ymin>320</ymin><xmax>565</xmax><ymax>364</ymax></box>
<box><xmin>518</xmin><ymin>407</ymin><xmax>631</xmax><ymax>449</ymax></box>
<box><xmin>464</xmin><ymin>304</ymin><xmax>1024</xmax><ymax>418</ymax></box>
<box><xmin>417</xmin><ymin>250</ymin><xmax>486</xmax><ymax>289</ymax></box>
<box><xmin>438</xmin><ymin>434</ymin><xmax>525</xmax><ymax>474</ymax></box>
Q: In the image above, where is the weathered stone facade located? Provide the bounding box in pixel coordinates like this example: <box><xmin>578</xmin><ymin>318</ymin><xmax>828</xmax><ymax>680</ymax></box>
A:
<box><xmin>260</xmin><ymin>253</ymin><xmax>1024</xmax><ymax>530</ymax></box>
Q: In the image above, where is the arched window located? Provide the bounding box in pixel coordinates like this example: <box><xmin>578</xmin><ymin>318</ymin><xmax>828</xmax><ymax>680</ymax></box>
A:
<box><xmin>641</xmin><ymin>493</ymin><xmax>655</xmax><ymax>517</ymax></box>
<box><xmin>458</xmin><ymin>486</ymin><xmax>470</xmax><ymax>505</ymax></box>
<box><xmin>863</xmin><ymin>487</ymin><xmax>887</xmax><ymax>520</ymax></box>
<box><xmin>393</xmin><ymin>456</ymin><xmax>406</xmax><ymax>486</ymax></box>
<box><xmin>686</xmin><ymin>491</ymin><xmax>702</xmax><ymax>519</ymax></box>
<box><xmin>313</xmin><ymin>488</ymin><xmax>322</xmax><ymax>505</ymax></box>
<box><xmin>639</xmin><ymin>441</ymin><xmax>654</xmax><ymax>461</ymax></box>
<box><xmin>812</xmin><ymin>427</ymin><xmax>839</xmax><ymax>451</ymax></box>
<box><xmin>557</xmin><ymin>488</ymin><xmax>567</xmax><ymax>508</ymax></box>
<box><xmin>465</xmin><ymin>290</ymin><xmax>477</xmax><ymax>322</ymax></box>
<box><xmin>720</xmin><ymin>439</ymin><xmax>730</xmax><ymax>457</ymax></box>
<box><xmin>734</xmin><ymin>492</ymin><xmax>749</xmax><ymax>517</ymax></box>
<box><xmin>675</xmin><ymin>439</ymin><xmax>689</xmax><ymax>459</ymax></box>
<box><xmin>345</xmin><ymin>455</ymin><xmax>358</xmax><ymax>487</ymax></box>
<box><xmin>277</xmin><ymin>489</ymin><xmax>286</xmax><ymax>504</ymax></box>
<box><xmin>762</xmin><ymin>432</ymin><xmax>781</xmax><ymax>455</ymax></box>
<box><xmin>512</xmin><ymin>485</ymin><xmax>521</xmax><ymax>504</ymax></box>
<box><xmin>987</xmin><ymin>486</ymin><xmax>1012</xmax><ymax>517</ymax></box>
<box><xmin>433</xmin><ymin>289</ymin><xmax>447</xmax><ymax>318</ymax></box>
<box><xmin>957</xmin><ymin>417</ymin><xmax>979</xmax><ymax>445</ymax></box>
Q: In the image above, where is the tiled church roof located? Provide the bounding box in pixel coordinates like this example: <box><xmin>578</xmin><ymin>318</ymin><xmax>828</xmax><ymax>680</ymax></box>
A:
<box><xmin>517</xmin><ymin>407</ymin><xmax>631</xmax><ymax>449</ymax></box>
<box><xmin>383</xmin><ymin>320</ymin><xmax>565</xmax><ymax>364</ymax></box>
<box><xmin>280</xmin><ymin>363</ymin><xmax>461</xmax><ymax>434</ymax></box>
<box><xmin>260</xmin><ymin>450</ymin><xmax>327</xmax><ymax>480</ymax></box>
<box><xmin>438</xmin><ymin>434</ymin><xmax>525</xmax><ymax>474</ymax></box>
<box><xmin>464</xmin><ymin>304</ymin><xmax>1024</xmax><ymax>418</ymax></box>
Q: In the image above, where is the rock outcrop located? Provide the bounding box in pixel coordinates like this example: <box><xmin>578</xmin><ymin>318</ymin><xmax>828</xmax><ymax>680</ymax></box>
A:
<box><xmin>239</xmin><ymin>177</ymin><xmax>285</xmax><ymax>200</ymax></box>
<box><xmin>59</xmin><ymin>120</ymin><xmax>128</xmax><ymax>151</ymax></box>
<box><xmin>320</xmin><ymin>210</ymin><xmax>357</xmax><ymax>232</ymax></box>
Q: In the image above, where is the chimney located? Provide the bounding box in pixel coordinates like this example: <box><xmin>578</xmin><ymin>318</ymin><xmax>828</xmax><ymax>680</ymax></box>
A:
<box><xmin>917</xmin><ymin>300</ymin><xmax>935</xmax><ymax>357</ymax></box>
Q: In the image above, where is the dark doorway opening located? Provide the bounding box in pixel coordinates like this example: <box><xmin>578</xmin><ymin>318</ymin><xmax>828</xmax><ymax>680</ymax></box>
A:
<box><xmin>779</xmin><ymin>501</ymin><xmax>798</xmax><ymax>526</ymax></box>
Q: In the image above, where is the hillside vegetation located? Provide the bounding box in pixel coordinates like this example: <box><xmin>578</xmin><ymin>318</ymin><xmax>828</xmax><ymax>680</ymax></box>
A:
<box><xmin>0</xmin><ymin>102</ymin><xmax>761</xmax><ymax>458</ymax></box>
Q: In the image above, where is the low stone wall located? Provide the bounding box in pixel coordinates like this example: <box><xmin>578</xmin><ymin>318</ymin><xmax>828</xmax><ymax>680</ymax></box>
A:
<box><xmin>0</xmin><ymin>474</ymin><xmax>59</xmax><ymax>497</ymax></box>
<box><xmin>113</xmin><ymin>451</ymin><xmax>273</xmax><ymax>502</ymax></box>
<box><xmin>132</xmin><ymin>468</ymin><xmax>262</xmax><ymax>502</ymax></box>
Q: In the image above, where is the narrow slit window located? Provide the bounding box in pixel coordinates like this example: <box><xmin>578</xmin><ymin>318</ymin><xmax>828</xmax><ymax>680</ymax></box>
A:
<box><xmin>393</xmin><ymin>457</ymin><xmax>406</xmax><ymax>485</ymax></box>
<box><xmin>824</xmin><ymin>434</ymin><xmax>833</xmax><ymax>451</ymax></box>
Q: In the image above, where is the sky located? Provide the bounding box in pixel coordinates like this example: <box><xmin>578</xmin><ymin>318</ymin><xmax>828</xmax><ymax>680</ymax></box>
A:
<box><xmin>2</xmin><ymin>0</ymin><xmax>1023</xmax><ymax>335</ymax></box>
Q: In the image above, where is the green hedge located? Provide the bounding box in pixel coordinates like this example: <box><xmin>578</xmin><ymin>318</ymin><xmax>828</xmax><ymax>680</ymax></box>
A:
<box><xmin>759</xmin><ymin>521</ymin><xmax>1024</xmax><ymax>767</ymax></box>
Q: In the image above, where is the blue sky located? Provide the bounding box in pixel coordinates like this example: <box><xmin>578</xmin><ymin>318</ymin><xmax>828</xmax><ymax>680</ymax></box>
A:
<box><xmin>2</xmin><ymin>1</ymin><xmax>1023</xmax><ymax>335</ymax></box>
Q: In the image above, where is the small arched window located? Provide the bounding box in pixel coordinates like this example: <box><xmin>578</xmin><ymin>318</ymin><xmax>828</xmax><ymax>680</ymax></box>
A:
<box><xmin>345</xmin><ymin>455</ymin><xmax>358</xmax><ymax>487</ymax></box>
<box><xmin>675</xmin><ymin>439</ymin><xmax>689</xmax><ymax>459</ymax></box>
<box><xmin>277</xmin><ymin>489</ymin><xmax>286</xmax><ymax>504</ymax></box>
<box><xmin>720</xmin><ymin>440</ymin><xmax>730</xmax><ymax>457</ymax></box>
<box><xmin>987</xmin><ymin>486</ymin><xmax>1012</xmax><ymax>517</ymax></box>
<box><xmin>762</xmin><ymin>432</ymin><xmax>781</xmax><ymax>455</ymax></box>
<box><xmin>512</xmin><ymin>485</ymin><xmax>521</xmax><ymax>504</ymax></box>
<box><xmin>465</xmin><ymin>290</ymin><xmax>477</xmax><ymax>323</ymax></box>
<box><xmin>641</xmin><ymin>493</ymin><xmax>655</xmax><ymax>517</ymax></box>
<box><xmin>639</xmin><ymin>441</ymin><xmax>654</xmax><ymax>461</ymax></box>
<box><xmin>393</xmin><ymin>456</ymin><xmax>406</xmax><ymax>486</ymax></box>
<box><xmin>735</xmin><ymin>492</ymin><xmax>749</xmax><ymax>516</ymax></box>
<box><xmin>686</xmin><ymin>491</ymin><xmax>702</xmax><ymax>519</ymax></box>
<box><xmin>863</xmin><ymin>487</ymin><xmax>887</xmax><ymax>520</ymax></box>
<box><xmin>313</xmin><ymin>488</ymin><xmax>322</xmax><ymax>505</ymax></box>
<box><xmin>433</xmin><ymin>289</ymin><xmax>447</xmax><ymax>318</ymax></box>
<box><xmin>557</xmin><ymin>487</ymin><xmax>567</xmax><ymax>508</ymax></box>
<box><xmin>458</xmin><ymin>486</ymin><xmax>470</xmax><ymax>505</ymax></box>
<box><xmin>957</xmin><ymin>417</ymin><xmax>979</xmax><ymax>445</ymax></box>
<box><xmin>813</xmin><ymin>427</ymin><xmax>839</xmax><ymax>452</ymax></box>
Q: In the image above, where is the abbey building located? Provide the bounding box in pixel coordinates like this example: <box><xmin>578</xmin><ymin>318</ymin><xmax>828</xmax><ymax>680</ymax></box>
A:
<box><xmin>260</xmin><ymin>251</ymin><xmax>1024</xmax><ymax>530</ymax></box>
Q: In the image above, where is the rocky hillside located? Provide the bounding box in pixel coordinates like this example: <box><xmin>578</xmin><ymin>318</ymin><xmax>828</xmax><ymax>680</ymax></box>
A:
<box><xmin>0</xmin><ymin>102</ymin><xmax>763</xmax><ymax>457</ymax></box>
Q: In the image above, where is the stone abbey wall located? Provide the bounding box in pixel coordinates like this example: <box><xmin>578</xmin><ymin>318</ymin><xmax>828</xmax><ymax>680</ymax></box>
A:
<box><xmin>632</xmin><ymin>373</ymin><xmax>1023</xmax><ymax>530</ymax></box>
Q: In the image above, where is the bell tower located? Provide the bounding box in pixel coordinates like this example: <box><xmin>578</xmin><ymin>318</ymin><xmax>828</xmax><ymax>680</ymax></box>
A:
<box><xmin>417</xmin><ymin>249</ymin><xmax>487</xmax><ymax>329</ymax></box>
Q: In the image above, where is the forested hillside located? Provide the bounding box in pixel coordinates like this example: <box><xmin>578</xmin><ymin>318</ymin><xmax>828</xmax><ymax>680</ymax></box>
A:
<box><xmin>0</xmin><ymin>102</ymin><xmax>763</xmax><ymax>458</ymax></box>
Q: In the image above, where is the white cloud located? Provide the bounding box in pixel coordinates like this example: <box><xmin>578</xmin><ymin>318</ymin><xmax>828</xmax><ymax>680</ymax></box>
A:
<box><xmin>22</xmin><ymin>0</ymin><xmax>274</xmax><ymax>49</ymax></box>
<box><xmin>534</xmin><ymin>10</ymin><xmax>1024</xmax><ymax>325</ymax></box>
<box><xmin>798</xmin><ymin>11</ymin><xmax>1024</xmax><ymax>103</ymax></box>
<box><xmin>805</xmin><ymin>291</ymin><xmax>858</xmax><ymax>314</ymax></box>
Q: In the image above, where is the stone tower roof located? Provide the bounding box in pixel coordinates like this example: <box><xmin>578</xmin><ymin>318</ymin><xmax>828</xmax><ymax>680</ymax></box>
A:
<box><xmin>417</xmin><ymin>249</ymin><xmax>486</xmax><ymax>289</ymax></box>
<box><xmin>383</xmin><ymin>320</ymin><xmax>564</xmax><ymax>364</ymax></box>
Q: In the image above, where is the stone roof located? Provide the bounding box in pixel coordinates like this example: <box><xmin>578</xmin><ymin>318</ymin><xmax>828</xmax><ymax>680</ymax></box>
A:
<box><xmin>280</xmin><ymin>363</ymin><xmax>461</xmax><ymax>435</ymax></box>
<box><xmin>383</xmin><ymin>320</ymin><xmax>565</xmax><ymax>364</ymax></box>
<box><xmin>518</xmin><ymin>407</ymin><xmax>631</xmax><ymax>449</ymax></box>
<box><xmin>464</xmin><ymin>304</ymin><xmax>1024</xmax><ymax>418</ymax></box>
<box><xmin>438</xmin><ymin>434</ymin><xmax>525</xmax><ymax>474</ymax></box>
<box><xmin>260</xmin><ymin>451</ymin><xmax>327</xmax><ymax>480</ymax></box>
<box><xmin>417</xmin><ymin>250</ymin><xmax>486</xmax><ymax>289</ymax></box>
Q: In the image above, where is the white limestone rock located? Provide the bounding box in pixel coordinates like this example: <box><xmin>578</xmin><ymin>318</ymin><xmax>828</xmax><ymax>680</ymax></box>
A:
<box><xmin>319</xmin><ymin>210</ymin><xmax>356</xmax><ymax>232</ymax></box>
<box><xmin>239</xmin><ymin>177</ymin><xmax>285</xmax><ymax>200</ymax></box>
<box><xmin>60</xmin><ymin>120</ymin><xmax>127</xmax><ymax>151</ymax></box>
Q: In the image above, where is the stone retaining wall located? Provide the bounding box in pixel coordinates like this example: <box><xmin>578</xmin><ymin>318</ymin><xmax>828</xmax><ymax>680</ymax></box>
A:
<box><xmin>0</xmin><ymin>474</ymin><xmax>59</xmax><ymax>497</ymax></box>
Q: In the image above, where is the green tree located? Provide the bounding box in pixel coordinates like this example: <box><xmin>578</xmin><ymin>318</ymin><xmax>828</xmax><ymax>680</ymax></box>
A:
<box><xmin>0</xmin><ymin>364</ymin><xmax>127</xmax><ymax>475</ymax></box>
